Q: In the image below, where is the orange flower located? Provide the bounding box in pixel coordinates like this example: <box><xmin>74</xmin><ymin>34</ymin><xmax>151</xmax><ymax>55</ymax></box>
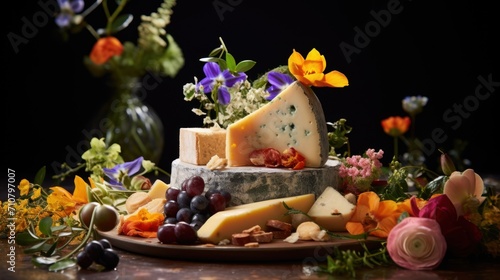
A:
<box><xmin>381</xmin><ymin>116</ymin><xmax>411</xmax><ymax>137</ymax></box>
<box><xmin>119</xmin><ymin>208</ymin><xmax>164</xmax><ymax>238</ymax></box>
<box><xmin>89</xmin><ymin>36</ymin><xmax>124</xmax><ymax>65</ymax></box>
<box><xmin>288</xmin><ymin>48</ymin><xmax>349</xmax><ymax>88</ymax></box>
<box><xmin>346</xmin><ymin>191</ymin><xmax>404</xmax><ymax>238</ymax></box>
<box><xmin>46</xmin><ymin>175</ymin><xmax>89</xmax><ymax>218</ymax></box>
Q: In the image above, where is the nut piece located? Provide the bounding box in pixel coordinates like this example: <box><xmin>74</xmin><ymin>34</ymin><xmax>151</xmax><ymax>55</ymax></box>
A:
<box><xmin>296</xmin><ymin>221</ymin><xmax>329</xmax><ymax>241</ymax></box>
<box><xmin>231</xmin><ymin>233</ymin><xmax>251</xmax><ymax>246</ymax></box>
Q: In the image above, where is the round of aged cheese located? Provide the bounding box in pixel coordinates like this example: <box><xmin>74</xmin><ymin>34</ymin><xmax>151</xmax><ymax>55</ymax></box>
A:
<box><xmin>170</xmin><ymin>158</ymin><xmax>340</xmax><ymax>206</ymax></box>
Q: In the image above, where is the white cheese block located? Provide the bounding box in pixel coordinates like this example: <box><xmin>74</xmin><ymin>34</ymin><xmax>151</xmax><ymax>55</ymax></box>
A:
<box><xmin>179</xmin><ymin>127</ymin><xmax>226</xmax><ymax>165</ymax></box>
<box><xmin>307</xmin><ymin>186</ymin><xmax>356</xmax><ymax>232</ymax></box>
<box><xmin>170</xmin><ymin>158</ymin><xmax>340</xmax><ymax>205</ymax></box>
<box><xmin>197</xmin><ymin>193</ymin><xmax>315</xmax><ymax>244</ymax></box>
<box><xmin>226</xmin><ymin>81</ymin><xmax>329</xmax><ymax>168</ymax></box>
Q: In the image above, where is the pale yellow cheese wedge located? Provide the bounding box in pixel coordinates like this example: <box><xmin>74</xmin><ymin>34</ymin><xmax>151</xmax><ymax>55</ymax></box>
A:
<box><xmin>226</xmin><ymin>81</ymin><xmax>329</xmax><ymax>168</ymax></box>
<box><xmin>307</xmin><ymin>187</ymin><xmax>355</xmax><ymax>232</ymax></box>
<box><xmin>197</xmin><ymin>193</ymin><xmax>315</xmax><ymax>244</ymax></box>
<box><xmin>147</xmin><ymin>179</ymin><xmax>169</xmax><ymax>200</ymax></box>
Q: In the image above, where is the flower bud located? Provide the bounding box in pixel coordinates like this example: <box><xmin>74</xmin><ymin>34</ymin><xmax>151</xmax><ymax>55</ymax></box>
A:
<box><xmin>440</xmin><ymin>151</ymin><xmax>456</xmax><ymax>176</ymax></box>
<box><xmin>131</xmin><ymin>175</ymin><xmax>152</xmax><ymax>190</ymax></box>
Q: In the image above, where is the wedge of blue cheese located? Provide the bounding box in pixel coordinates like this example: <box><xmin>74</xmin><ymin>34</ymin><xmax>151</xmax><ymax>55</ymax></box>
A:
<box><xmin>226</xmin><ymin>81</ymin><xmax>329</xmax><ymax>168</ymax></box>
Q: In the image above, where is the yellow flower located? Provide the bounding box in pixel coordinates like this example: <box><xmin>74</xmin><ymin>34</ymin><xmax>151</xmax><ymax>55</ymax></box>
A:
<box><xmin>288</xmin><ymin>48</ymin><xmax>349</xmax><ymax>88</ymax></box>
<box><xmin>31</xmin><ymin>187</ymin><xmax>42</xmax><ymax>200</ymax></box>
<box><xmin>19</xmin><ymin>179</ymin><xmax>30</xmax><ymax>196</ymax></box>
<box><xmin>46</xmin><ymin>186</ymin><xmax>78</xmax><ymax>218</ymax></box>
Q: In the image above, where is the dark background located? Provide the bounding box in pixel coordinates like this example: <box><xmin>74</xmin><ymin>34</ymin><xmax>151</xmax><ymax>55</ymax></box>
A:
<box><xmin>4</xmin><ymin>0</ymin><xmax>498</xmax><ymax>198</ymax></box>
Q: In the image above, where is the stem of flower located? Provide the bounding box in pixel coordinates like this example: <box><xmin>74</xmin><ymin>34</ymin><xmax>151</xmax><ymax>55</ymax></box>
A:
<box><xmin>56</xmin><ymin>207</ymin><xmax>97</xmax><ymax>263</ymax></box>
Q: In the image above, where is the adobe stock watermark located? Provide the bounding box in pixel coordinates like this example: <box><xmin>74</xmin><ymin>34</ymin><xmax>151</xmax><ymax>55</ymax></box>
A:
<box><xmin>410</xmin><ymin>73</ymin><xmax>498</xmax><ymax>159</ymax></box>
<box><xmin>49</xmin><ymin>72</ymin><xmax>165</xmax><ymax>175</ymax></box>
<box><xmin>340</xmin><ymin>0</ymin><xmax>413</xmax><ymax>64</ymax></box>
<box><xmin>8</xmin><ymin>0</ymin><xmax>59</xmax><ymax>54</ymax></box>
<box><xmin>212</xmin><ymin>0</ymin><xmax>244</xmax><ymax>22</ymax></box>
<box><xmin>6</xmin><ymin>169</ymin><xmax>18</xmax><ymax>272</ymax></box>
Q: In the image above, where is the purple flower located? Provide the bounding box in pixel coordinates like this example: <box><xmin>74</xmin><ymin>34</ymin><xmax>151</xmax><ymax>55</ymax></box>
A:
<box><xmin>103</xmin><ymin>156</ymin><xmax>144</xmax><ymax>189</ymax></box>
<box><xmin>197</xmin><ymin>62</ymin><xmax>247</xmax><ymax>105</ymax></box>
<box><xmin>55</xmin><ymin>0</ymin><xmax>85</xmax><ymax>28</ymax></box>
<box><xmin>266</xmin><ymin>71</ymin><xmax>293</xmax><ymax>100</ymax></box>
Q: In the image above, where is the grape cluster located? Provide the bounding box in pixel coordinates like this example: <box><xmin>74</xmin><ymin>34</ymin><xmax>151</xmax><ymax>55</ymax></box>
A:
<box><xmin>76</xmin><ymin>239</ymin><xmax>119</xmax><ymax>270</ymax></box>
<box><xmin>157</xmin><ymin>175</ymin><xmax>231</xmax><ymax>245</ymax></box>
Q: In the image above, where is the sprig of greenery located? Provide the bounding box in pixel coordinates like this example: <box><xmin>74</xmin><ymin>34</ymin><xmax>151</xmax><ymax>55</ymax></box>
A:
<box><xmin>200</xmin><ymin>37</ymin><xmax>256</xmax><ymax>75</ymax></box>
<box><xmin>282</xmin><ymin>202</ymin><xmax>390</xmax><ymax>277</ymax></box>
<box><xmin>16</xmin><ymin>209</ymin><xmax>98</xmax><ymax>272</ymax></box>
<box><xmin>327</xmin><ymin>118</ymin><xmax>352</xmax><ymax>158</ymax></box>
<box><xmin>53</xmin><ymin>137</ymin><xmax>170</xmax><ymax>184</ymax></box>
<box><xmin>314</xmin><ymin>242</ymin><xmax>391</xmax><ymax>278</ymax></box>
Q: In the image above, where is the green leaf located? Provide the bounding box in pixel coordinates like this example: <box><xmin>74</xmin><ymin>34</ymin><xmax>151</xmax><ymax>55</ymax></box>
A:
<box><xmin>208</xmin><ymin>46</ymin><xmax>223</xmax><ymax>57</ymax></box>
<box><xmin>51</xmin><ymin>224</ymin><xmax>67</xmax><ymax>232</ymax></box>
<box><xmin>15</xmin><ymin>231</ymin><xmax>42</xmax><ymax>246</ymax></box>
<box><xmin>49</xmin><ymin>259</ymin><xmax>77</xmax><ymax>272</ymax></box>
<box><xmin>34</xmin><ymin>166</ymin><xmax>46</xmax><ymax>186</ymax></box>
<box><xmin>39</xmin><ymin>217</ymin><xmax>53</xmax><ymax>237</ymax></box>
<box><xmin>420</xmin><ymin>175</ymin><xmax>447</xmax><ymax>200</ymax></box>
<box><xmin>24</xmin><ymin>240</ymin><xmax>51</xmax><ymax>254</ymax></box>
<box><xmin>235</xmin><ymin>60</ymin><xmax>256</xmax><ymax>73</ymax></box>
<box><xmin>110</xmin><ymin>14</ymin><xmax>134</xmax><ymax>33</ymax></box>
<box><xmin>225</xmin><ymin>52</ymin><xmax>236</xmax><ymax>71</ymax></box>
<box><xmin>44</xmin><ymin>242</ymin><xmax>58</xmax><ymax>257</ymax></box>
<box><xmin>32</xmin><ymin>256</ymin><xmax>58</xmax><ymax>267</ymax></box>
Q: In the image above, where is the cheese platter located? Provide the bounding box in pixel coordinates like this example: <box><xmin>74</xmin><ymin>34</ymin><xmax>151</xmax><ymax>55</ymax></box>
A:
<box><xmin>97</xmin><ymin>229</ymin><xmax>382</xmax><ymax>262</ymax></box>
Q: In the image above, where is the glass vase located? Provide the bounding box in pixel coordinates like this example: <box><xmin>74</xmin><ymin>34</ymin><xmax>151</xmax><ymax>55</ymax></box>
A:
<box><xmin>100</xmin><ymin>78</ymin><xmax>164</xmax><ymax>163</ymax></box>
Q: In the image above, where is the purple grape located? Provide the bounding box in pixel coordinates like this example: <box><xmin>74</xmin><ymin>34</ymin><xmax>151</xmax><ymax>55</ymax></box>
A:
<box><xmin>186</xmin><ymin>176</ymin><xmax>205</xmax><ymax>197</ymax></box>
<box><xmin>205</xmin><ymin>188</ymin><xmax>220</xmax><ymax>200</ymax></box>
<box><xmin>175</xmin><ymin>221</ymin><xmax>198</xmax><ymax>244</ymax></box>
<box><xmin>85</xmin><ymin>240</ymin><xmax>104</xmax><ymax>262</ymax></box>
<box><xmin>97</xmin><ymin>248</ymin><xmax>119</xmax><ymax>270</ymax></box>
<box><xmin>209</xmin><ymin>193</ymin><xmax>226</xmax><ymax>215</ymax></box>
<box><xmin>219</xmin><ymin>190</ymin><xmax>232</xmax><ymax>207</ymax></box>
<box><xmin>166</xmin><ymin>187</ymin><xmax>181</xmax><ymax>201</ymax></box>
<box><xmin>157</xmin><ymin>223</ymin><xmax>177</xmax><ymax>244</ymax></box>
<box><xmin>190</xmin><ymin>195</ymin><xmax>209</xmax><ymax>214</ymax></box>
<box><xmin>76</xmin><ymin>251</ymin><xmax>93</xmax><ymax>269</ymax></box>
<box><xmin>164</xmin><ymin>200</ymin><xmax>180</xmax><ymax>218</ymax></box>
<box><xmin>176</xmin><ymin>207</ymin><xmax>193</xmax><ymax>223</ymax></box>
<box><xmin>177</xmin><ymin>191</ymin><xmax>191</xmax><ymax>208</ymax></box>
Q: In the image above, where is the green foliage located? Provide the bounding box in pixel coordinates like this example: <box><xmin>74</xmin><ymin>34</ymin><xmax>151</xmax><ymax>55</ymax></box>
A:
<box><xmin>316</xmin><ymin>243</ymin><xmax>391</xmax><ymax>278</ymax></box>
<box><xmin>327</xmin><ymin>118</ymin><xmax>352</xmax><ymax>157</ymax></box>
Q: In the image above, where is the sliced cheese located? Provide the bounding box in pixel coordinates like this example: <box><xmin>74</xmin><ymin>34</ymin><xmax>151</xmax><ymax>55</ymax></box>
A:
<box><xmin>197</xmin><ymin>193</ymin><xmax>315</xmax><ymax>244</ymax></box>
<box><xmin>226</xmin><ymin>81</ymin><xmax>329</xmax><ymax>168</ymax></box>
<box><xmin>147</xmin><ymin>179</ymin><xmax>169</xmax><ymax>200</ymax></box>
<box><xmin>179</xmin><ymin>127</ymin><xmax>226</xmax><ymax>165</ymax></box>
<box><xmin>307</xmin><ymin>186</ymin><xmax>355</xmax><ymax>232</ymax></box>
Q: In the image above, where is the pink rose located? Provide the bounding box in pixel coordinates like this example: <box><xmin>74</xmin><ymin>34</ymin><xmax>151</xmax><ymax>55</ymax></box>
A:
<box><xmin>411</xmin><ymin>195</ymin><xmax>482</xmax><ymax>257</ymax></box>
<box><xmin>387</xmin><ymin>217</ymin><xmax>447</xmax><ymax>270</ymax></box>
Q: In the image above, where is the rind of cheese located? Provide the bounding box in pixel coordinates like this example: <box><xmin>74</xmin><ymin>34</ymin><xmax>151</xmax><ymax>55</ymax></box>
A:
<box><xmin>147</xmin><ymin>179</ymin><xmax>170</xmax><ymax>200</ymax></box>
<box><xmin>226</xmin><ymin>81</ymin><xmax>329</xmax><ymax>168</ymax></box>
<box><xmin>170</xmin><ymin>158</ymin><xmax>340</xmax><ymax>205</ymax></box>
<box><xmin>197</xmin><ymin>194</ymin><xmax>315</xmax><ymax>244</ymax></box>
<box><xmin>307</xmin><ymin>187</ymin><xmax>355</xmax><ymax>232</ymax></box>
<box><xmin>180</xmin><ymin>127</ymin><xmax>226</xmax><ymax>165</ymax></box>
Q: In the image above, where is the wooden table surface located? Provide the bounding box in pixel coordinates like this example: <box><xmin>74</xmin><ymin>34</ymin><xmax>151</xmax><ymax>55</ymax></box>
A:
<box><xmin>2</xmin><ymin>238</ymin><xmax>499</xmax><ymax>280</ymax></box>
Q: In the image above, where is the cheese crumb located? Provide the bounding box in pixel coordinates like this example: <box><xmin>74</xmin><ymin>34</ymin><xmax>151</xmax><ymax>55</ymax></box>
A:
<box><xmin>206</xmin><ymin>155</ymin><xmax>227</xmax><ymax>170</ymax></box>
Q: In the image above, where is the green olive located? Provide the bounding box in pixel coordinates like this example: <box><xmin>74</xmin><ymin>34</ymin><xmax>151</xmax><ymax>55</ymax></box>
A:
<box><xmin>94</xmin><ymin>204</ymin><xmax>119</xmax><ymax>232</ymax></box>
<box><xmin>78</xmin><ymin>202</ymin><xmax>100</xmax><ymax>229</ymax></box>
